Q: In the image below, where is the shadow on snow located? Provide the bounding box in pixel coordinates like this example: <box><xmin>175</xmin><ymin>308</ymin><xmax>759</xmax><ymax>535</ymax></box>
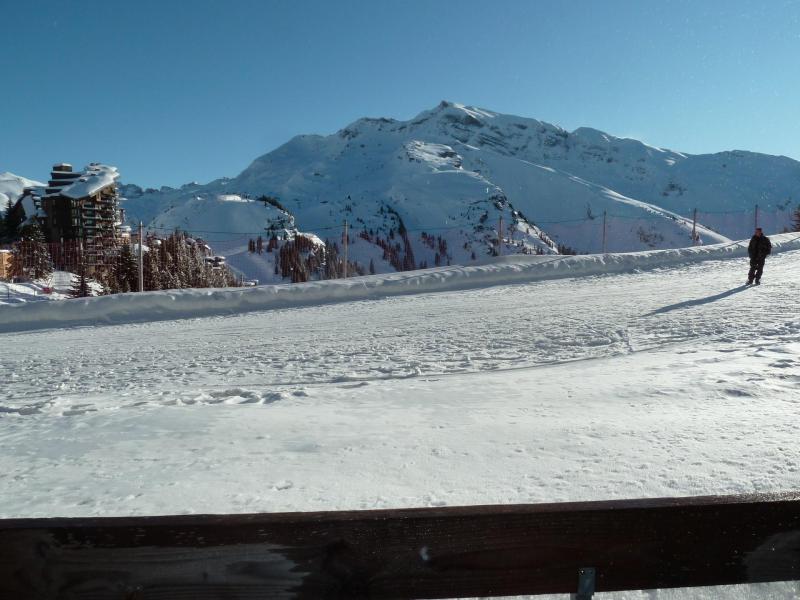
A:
<box><xmin>645</xmin><ymin>285</ymin><xmax>751</xmax><ymax>316</ymax></box>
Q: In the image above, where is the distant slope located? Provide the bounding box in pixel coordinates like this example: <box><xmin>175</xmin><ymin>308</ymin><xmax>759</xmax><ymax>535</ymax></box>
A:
<box><xmin>0</xmin><ymin>172</ymin><xmax>44</xmax><ymax>207</ymax></box>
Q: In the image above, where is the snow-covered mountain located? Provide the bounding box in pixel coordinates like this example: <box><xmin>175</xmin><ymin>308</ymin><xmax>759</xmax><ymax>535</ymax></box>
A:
<box><xmin>0</xmin><ymin>172</ymin><xmax>44</xmax><ymax>208</ymax></box>
<box><xmin>116</xmin><ymin>102</ymin><xmax>800</xmax><ymax>281</ymax></box>
<box><xmin>8</xmin><ymin>102</ymin><xmax>800</xmax><ymax>281</ymax></box>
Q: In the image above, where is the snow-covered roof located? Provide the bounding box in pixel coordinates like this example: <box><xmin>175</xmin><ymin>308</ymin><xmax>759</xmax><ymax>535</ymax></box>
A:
<box><xmin>58</xmin><ymin>164</ymin><xmax>120</xmax><ymax>199</ymax></box>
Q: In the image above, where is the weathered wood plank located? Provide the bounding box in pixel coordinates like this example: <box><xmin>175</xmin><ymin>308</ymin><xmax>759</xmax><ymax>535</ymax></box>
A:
<box><xmin>1</xmin><ymin>492</ymin><xmax>799</xmax><ymax>599</ymax></box>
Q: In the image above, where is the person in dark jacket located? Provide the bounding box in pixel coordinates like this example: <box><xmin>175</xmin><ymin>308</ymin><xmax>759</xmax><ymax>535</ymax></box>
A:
<box><xmin>747</xmin><ymin>227</ymin><xmax>772</xmax><ymax>285</ymax></box>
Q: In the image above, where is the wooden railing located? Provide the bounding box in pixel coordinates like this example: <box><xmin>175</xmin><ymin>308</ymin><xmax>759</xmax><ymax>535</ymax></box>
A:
<box><xmin>1</xmin><ymin>492</ymin><xmax>799</xmax><ymax>599</ymax></box>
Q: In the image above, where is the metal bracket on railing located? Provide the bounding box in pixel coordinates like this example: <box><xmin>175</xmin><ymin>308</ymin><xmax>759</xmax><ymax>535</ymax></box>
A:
<box><xmin>570</xmin><ymin>567</ymin><xmax>596</xmax><ymax>600</ymax></box>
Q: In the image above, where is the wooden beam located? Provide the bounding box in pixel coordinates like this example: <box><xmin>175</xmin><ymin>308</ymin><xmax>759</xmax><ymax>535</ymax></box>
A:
<box><xmin>1</xmin><ymin>492</ymin><xmax>799</xmax><ymax>599</ymax></box>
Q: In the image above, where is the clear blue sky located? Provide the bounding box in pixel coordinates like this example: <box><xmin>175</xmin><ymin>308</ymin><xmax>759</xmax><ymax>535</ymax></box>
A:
<box><xmin>2</xmin><ymin>0</ymin><xmax>799</xmax><ymax>187</ymax></box>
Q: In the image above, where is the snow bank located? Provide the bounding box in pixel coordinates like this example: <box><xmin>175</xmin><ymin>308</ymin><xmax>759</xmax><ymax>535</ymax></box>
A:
<box><xmin>2</xmin><ymin>233</ymin><xmax>799</xmax><ymax>333</ymax></box>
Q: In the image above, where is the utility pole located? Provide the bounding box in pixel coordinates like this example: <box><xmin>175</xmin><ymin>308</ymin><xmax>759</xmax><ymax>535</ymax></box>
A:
<box><xmin>754</xmin><ymin>204</ymin><xmax>759</xmax><ymax>230</ymax></box>
<box><xmin>691</xmin><ymin>208</ymin><xmax>698</xmax><ymax>245</ymax></box>
<box><xmin>138</xmin><ymin>221</ymin><xmax>144</xmax><ymax>292</ymax></box>
<box><xmin>343</xmin><ymin>219</ymin><xmax>348</xmax><ymax>279</ymax></box>
<box><xmin>602</xmin><ymin>210</ymin><xmax>607</xmax><ymax>254</ymax></box>
<box><xmin>498</xmin><ymin>216</ymin><xmax>504</xmax><ymax>256</ymax></box>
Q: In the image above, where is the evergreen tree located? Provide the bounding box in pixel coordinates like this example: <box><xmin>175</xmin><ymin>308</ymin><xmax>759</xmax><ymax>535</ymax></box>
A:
<box><xmin>94</xmin><ymin>268</ymin><xmax>115</xmax><ymax>295</ymax></box>
<box><xmin>9</xmin><ymin>242</ymin><xmax>24</xmax><ymax>281</ymax></box>
<box><xmin>9</xmin><ymin>201</ymin><xmax>24</xmax><ymax>237</ymax></box>
<box><xmin>3</xmin><ymin>198</ymin><xmax>20</xmax><ymax>241</ymax></box>
<box><xmin>792</xmin><ymin>204</ymin><xmax>800</xmax><ymax>232</ymax></box>
<box><xmin>15</xmin><ymin>220</ymin><xmax>53</xmax><ymax>280</ymax></box>
<box><xmin>0</xmin><ymin>200</ymin><xmax>7</xmax><ymax>241</ymax></box>
<box><xmin>189</xmin><ymin>243</ymin><xmax>210</xmax><ymax>287</ymax></box>
<box><xmin>115</xmin><ymin>242</ymin><xmax>139</xmax><ymax>292</ymax></box>
<box><xmin>122</xmin><ymin>231</ymin><xmax>240</xmax><ymax>292</ymax></box>
<box><xmin>69</xmin><ymin>267</ymin><xmax>92</xmax><ymax>298</ymax></box>
<box><xmin>143</xmin><ymin>242</ymin><xmax>161</xmax><ymax>291</ymax></box>
<box><xmin>176</xmin><ymin>235</ymin><xmax>192</xmax><ymax>287</ymax></box>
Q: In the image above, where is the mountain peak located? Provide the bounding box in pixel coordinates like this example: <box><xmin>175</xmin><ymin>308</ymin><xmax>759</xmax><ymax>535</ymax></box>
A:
<box><xmin>410</xmin><ymin>101</ymin><xmax>497</xmax><ymax>129</ymax></box>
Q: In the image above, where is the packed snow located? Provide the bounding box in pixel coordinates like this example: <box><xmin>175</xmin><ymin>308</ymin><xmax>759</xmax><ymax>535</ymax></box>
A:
<box><xmin>0</xmin><ymin>271</ymin><xmax>79</xmax><ymax>305</ymax></box>
<box><xmin>2</xmin><ymin>236</ymin><xmax>800</xmax><ymax>598</ymax></box>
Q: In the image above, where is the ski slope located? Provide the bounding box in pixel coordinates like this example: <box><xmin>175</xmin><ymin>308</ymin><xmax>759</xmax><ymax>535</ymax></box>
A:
<box><xmin>1</xmin><ymin>243</ymin><xmax>800</xmax><ymax>598</ymax></box>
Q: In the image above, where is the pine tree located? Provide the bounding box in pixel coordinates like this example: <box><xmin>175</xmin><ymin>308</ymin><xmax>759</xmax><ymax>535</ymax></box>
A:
<box><xmin>143</xmin><ymin>241</ymin><xmax>161</xmax><ymax>290</ymax></box>
<box><xmin>3</xmin><ymin>198</ymin><xmax>20</xmax><ymax>241</ymax></box>
<box><xmin>189</xmin><ymin>243</ymin><xmax>209</xmax><ymax>287</ymax></box>
<box><xmin>94</xmin><ymin>268</ymin><xmax>115</xmax><ymax>295</ymax></box>
<box><xmin>792</xmin><ymin>204</ymin><xmax>800</xmax><ymax>232</ymax></box>
<box><xmin>16</xmin><ymin>221</ymin><xmax>53</xmax><ymax>280</ymax></box>
<box><xmin>178</xmin><ymin>236</ymin><xmax>193</xmax><ymax>287</ymax></box>
<box><xmin>69</xmin><ymin>267</ymin><xmax>92</xmax><ymax>298</ymax></box>
<box><xmin>115</xmin><ymin>242</ymin><xmax>139</xmax><ymax>292</ymax></box>
<box><xmin>9</xmin><ymin>242</ymin><xmax>24</xmax><ymax>281</ymax></box>
<box><xmin>0</xmin><ymin>200</ymin><xmax>6</xmax><ymax>241</ymax></box>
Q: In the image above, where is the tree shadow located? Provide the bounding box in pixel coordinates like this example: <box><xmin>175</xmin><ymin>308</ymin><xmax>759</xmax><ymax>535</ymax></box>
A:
<box><xmin>645</xmin><ymin>285</ymin><xmax>750</xmax><ymax>316</ymax></box>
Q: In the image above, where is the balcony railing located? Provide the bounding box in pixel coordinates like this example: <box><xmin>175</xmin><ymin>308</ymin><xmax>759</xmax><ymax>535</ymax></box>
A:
<box><xmin>0</xmin><ymin>492</ymin><xmax>798</xmax><ymax>599</ymax></box>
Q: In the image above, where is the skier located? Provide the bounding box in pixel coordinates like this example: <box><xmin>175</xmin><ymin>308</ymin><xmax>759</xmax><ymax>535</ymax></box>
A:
<box><xmin>747</xmin><ymin>227</ymin><xmax>772</xmax><ymax>285</ymax></box>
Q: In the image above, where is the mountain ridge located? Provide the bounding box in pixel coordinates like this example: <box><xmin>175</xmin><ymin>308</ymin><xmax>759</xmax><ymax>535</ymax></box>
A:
<box><xmin>6</xmin><ymin>102</ymin><xmax>799</xmax><ymax>282</ymax></box>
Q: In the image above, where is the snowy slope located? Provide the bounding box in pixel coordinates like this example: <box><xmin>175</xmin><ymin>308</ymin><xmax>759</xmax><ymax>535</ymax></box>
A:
<box><xmin>119</xmin><ymin>102</ymin><xmax>800</xmax><ymax>283</ymax></box>
<box><xmin>149</xmin><ymin>192</ymin><xmax>294</xmax><ymax>239</ymax></box>
<box><xmin>395</xmin><ymin>103</ymin><xmax>799</xmax><ymax>239</ymax></box>
<box><xmin>149</xmin><ymin>193</ymin><xmax>335</xmax><ymax>284</ymax></box>
<box><xmin>0</xmin><ymin>172</ymin><xmax>44</xmax><ymax>207</ymax></box>
<box><xmin>3</xmin><ymin>230</ymin><xmax>800</xmax><ymax>598</ymax></box>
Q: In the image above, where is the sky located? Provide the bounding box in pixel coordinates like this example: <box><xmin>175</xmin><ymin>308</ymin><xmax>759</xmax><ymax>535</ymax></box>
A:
<box><xmin>2</xmin><ymin>0</ymin><xmax>800</xmax><ymax>188</ymax></box>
